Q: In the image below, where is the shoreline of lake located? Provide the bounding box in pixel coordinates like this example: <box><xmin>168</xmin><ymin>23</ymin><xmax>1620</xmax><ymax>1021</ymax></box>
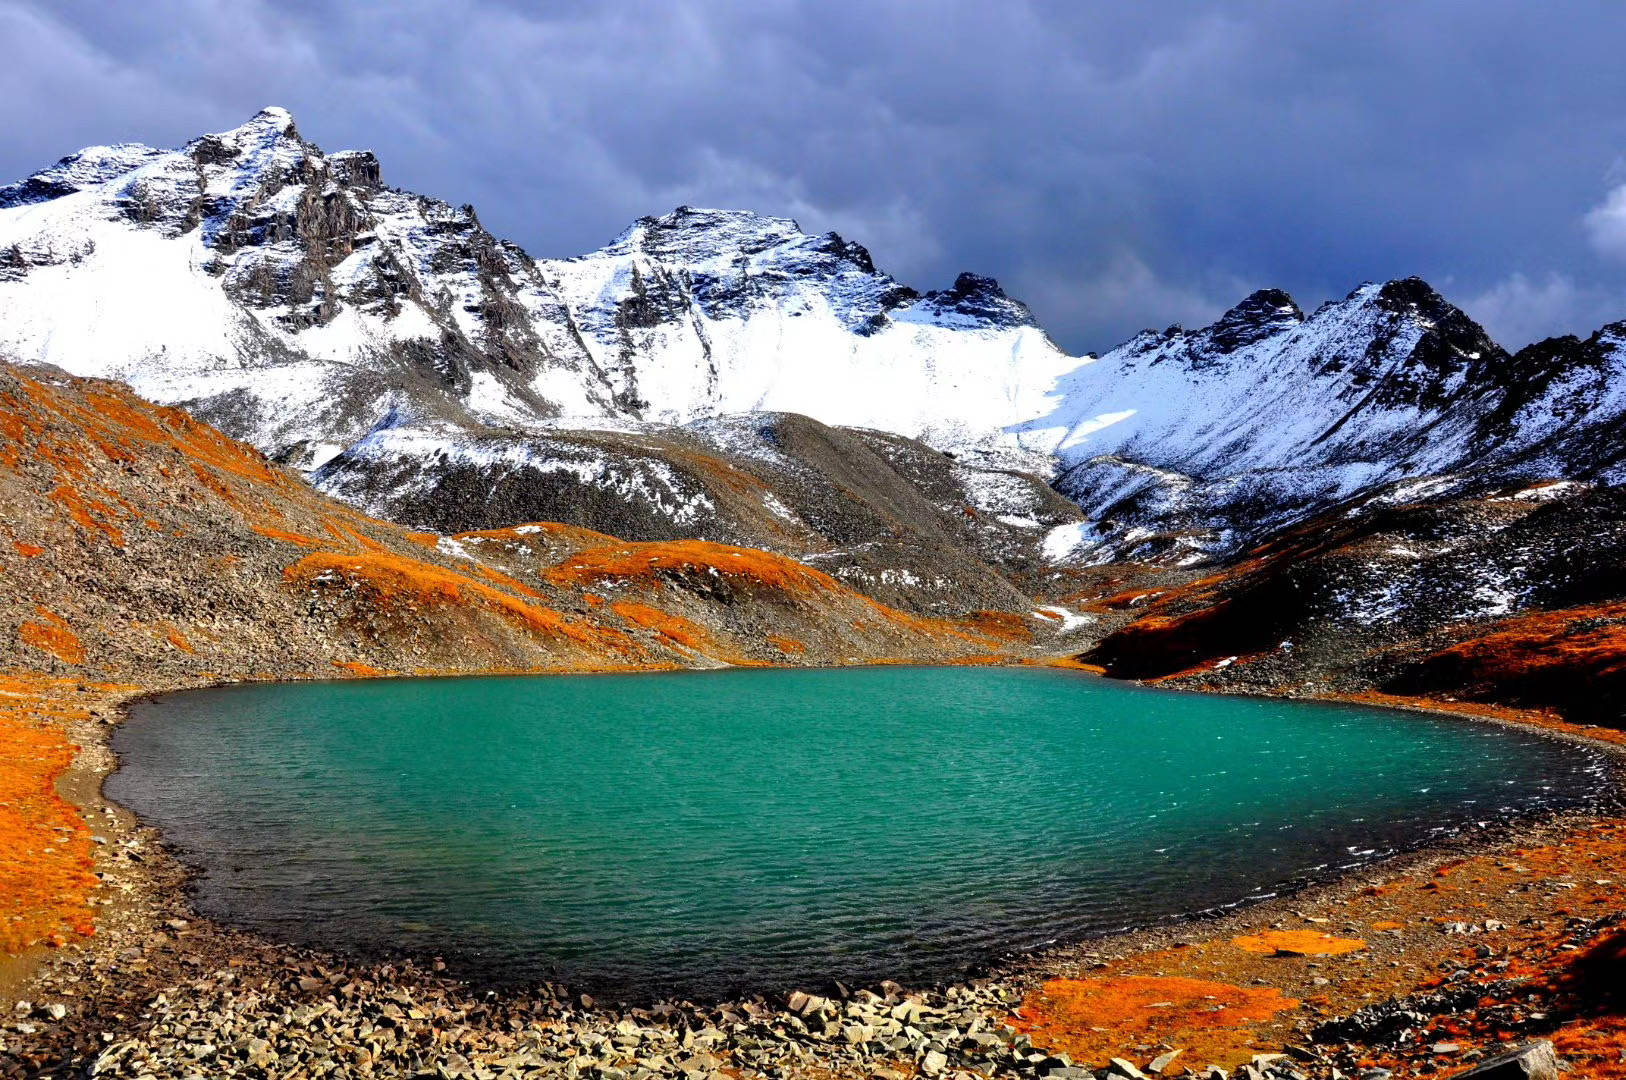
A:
<box><xmin>4</xmin><ymin>668</ymin><xmax>1625</xmax><ymax>1079</ymax></box>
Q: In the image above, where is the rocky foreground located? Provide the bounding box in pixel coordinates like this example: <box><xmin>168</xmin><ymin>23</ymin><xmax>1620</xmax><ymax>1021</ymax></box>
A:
<box><xmin>2</xmin><ymin>671</ymin><xmax>1623</xmax><ymax>1080</ymax></box>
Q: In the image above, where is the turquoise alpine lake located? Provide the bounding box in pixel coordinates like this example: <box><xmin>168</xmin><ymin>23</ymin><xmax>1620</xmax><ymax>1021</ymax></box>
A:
<box><xmin>108</xmin><ymin>666</ymin><xmax>1605</xmax><ymax>997</ymax></box>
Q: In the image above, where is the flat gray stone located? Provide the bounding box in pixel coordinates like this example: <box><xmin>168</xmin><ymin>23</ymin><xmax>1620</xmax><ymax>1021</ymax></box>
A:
<box><xmin>1453</xmin><ymin>1040</ymin><xmax>1559</xmax><ymax>1080</ymax></box>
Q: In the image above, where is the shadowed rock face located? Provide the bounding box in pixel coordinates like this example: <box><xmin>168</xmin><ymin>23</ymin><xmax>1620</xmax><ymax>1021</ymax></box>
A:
<box><xmin>1077</xmin><ymin>478</ymin><xmax>1626</xmax><ymax>727</ymax></box>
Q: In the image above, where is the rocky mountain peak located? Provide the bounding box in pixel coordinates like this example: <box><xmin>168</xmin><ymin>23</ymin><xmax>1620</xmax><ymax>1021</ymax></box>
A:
<box><xmin>600</xmin><ymin>207</ymin><xmax>900</xmax><ymax>290</ymax></box>
<box><xmin>185</xmin><ymin>107</ymin><xmax>307</xmax><ymax>171</ymax></box>
<box><xmin>1370</xmin><ymin>276</ymin><xmax>1505</xmax><ymax>370</ymax></box>
<box><xmin>1202</xmin><ymin>288</ymin><xmax>1304</xmax><ymax>352</ymax></box>
<box><xmin>612</xmin><ymin>206</ymin><xmax>808</xmax><ymax>261</ymax></box>
<box><xmin>1323</xmin><ymin>277</ymin><xmax>1491</xmax><ymax>349</ymax></box>
<box><xmin>2</xmin><ymin>142</ymin><xmax>170</xmax><ymax>208</ymax></box>
<box><xmin>232</xmin><ymin>105</ymin><xmax>300</xmax><ymax>139</ymax></box>
<box><xmin>918</xmin><ymin>272</ymin><xmax>1037</xmax><ymax>329</ymax></box>
<box><xmin>1373</xmin><ymin>275</ymin><xmax>1449</xmax><ymax>312</ymax></box>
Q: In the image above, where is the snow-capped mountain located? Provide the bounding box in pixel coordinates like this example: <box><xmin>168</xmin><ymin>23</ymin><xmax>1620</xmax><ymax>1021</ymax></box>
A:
<box><xmin>4</xmin><ymin>107</ymin><xmax>1626</xmax><ymax>578</ymax></box>
<box><xmin>1016</xmin><ymin>280</ymin><xmax>1626</xmax><ymax>560</ymax></box>
<box><xmin>0</xmin><ymin>107</ymin><xmax>1074</xmax><ymax>470</ymax></box>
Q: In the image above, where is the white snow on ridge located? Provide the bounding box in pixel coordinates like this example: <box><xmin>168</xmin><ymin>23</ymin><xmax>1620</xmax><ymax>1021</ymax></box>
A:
<box><xmin>542</xmin><ymin>209</ymin><xmax>1083</xmax><ymax>449</ymax></box>
<box><xmin>1036</xmin><ymin>604</ymin><xmax>1094</xmax><ymax>632</ymax></box>
<box><xmin>0</xmin><ymin>117</ymin><xmax>1087</xmax><ymax>468</ymax></box>
<box><xmin>3</xmin><ymin>107</ymin><xmax>1623</xmax><ymax>572</ymax></box>
<box><xmin>316</xmin><ymin>424</ymin><xmax>719</xmax><ymax>529</ymax></box>
<box><xmin>1014</xmin><ymin>285</ymin><xmax>1444</xmax><ymax>479</ymax></box>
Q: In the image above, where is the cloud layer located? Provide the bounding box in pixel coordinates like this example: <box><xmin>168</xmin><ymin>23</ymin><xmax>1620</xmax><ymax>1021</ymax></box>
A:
<box><xmin>5</xmin><ymin>0</ymin><xmax>1626</xmax><ymax>351</ymax></box>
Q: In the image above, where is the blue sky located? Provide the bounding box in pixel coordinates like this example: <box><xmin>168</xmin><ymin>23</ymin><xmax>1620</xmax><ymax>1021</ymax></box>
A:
<box><xmin>6</xmin><ymin>0</ymin><xmax>1626</xmax><ymax>353</ymax></box>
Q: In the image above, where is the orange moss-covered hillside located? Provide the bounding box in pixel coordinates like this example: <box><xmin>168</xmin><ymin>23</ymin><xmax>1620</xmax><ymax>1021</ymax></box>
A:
<box><xmin>610</xmin><ymin>600</ymin><xmax>719</xmax><ymax>654</ymax></box>
<box><xmin>0</xmin><ymin>363</ymin><xmax>1028</xmax><ymax>686</ymax></box>
<box><xmin>544</xmin><ymin>539</ymin><xmax>848</xmax><ymax>595</ymax></box>
<box><xmin>284</xmin><ymin>552</ymin><xmax>634</xmax><ymax>658</ymax></box>
<box><xmin>0</xmin><ymin>677</ymin><xmax>100</xmax><ymax>955</ymax></box>
<box><xmin>1388</xmin><ymin>601</ymin><xmax>1626</xmax><ymax>723</ymax></box>
<box><xmin>541</xmin><ymin>539</ymin><xmax>1006</xmax><ymax>654</ymax></box>
<box><xmin>1077</xmin><ymin>483</ymin><xmax>1626</xmax><ymax>731</ymax></box>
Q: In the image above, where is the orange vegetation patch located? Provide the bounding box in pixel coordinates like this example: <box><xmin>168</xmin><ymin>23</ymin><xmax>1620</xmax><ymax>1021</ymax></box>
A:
<box><xmin>285</xmin><ymin>551</ymin><xmax>620</xmax><ymax>650</ymax></box>
<box><xmin>189</xmin><ymin>461</ymin><xmax>242</xmax><ymax>509</ymax></box>
<box><xmin>405</xmin><ymin>531</ymin><xmax>440</xmax><ymax>548</ymax></box>
<box><xmin>1232</xmin><ymin>929</ymin><xmax>1367</xmax><ymax>956</ymax></box>
<box><xmin>77</xmin><ymin>386</ymin><xmax>286</xmax><ymax>489</ymax></box>
<box><xmin>251</xmin><ymin>524</ymin><xmax>324</xmax><ymax>547</ymax></box>
<box><xmin>49</xmin><ymin>482</ymin><xmax>124</xmax><ymax>547</ymax></box>
<box><xmin>19</xmin><ymin>607</ymin><xmax>85</xmax><ymax>665</ymax></box>
<box><xmin>0</xmin><ymin>375</ymin><xmax>314</xmax><ymax>552</ymax></box>
<box><xmin>545</xmin><ymin>540</ymin><xmax>845</xmax><ymax>596</ymax></box>
<box><xmin>474</xmin><ymin>562</ymin><xmax>545</xmax><ymax>599</ymax></box>
<box><xmin>1389</xmin><ymin>601</ymin><xmax>1626</xmax><ymax>723</ymax></box>
<box><xmin>332</xmin><ymin>660</ymin><xmax>387</xmax><ymax>677</ymax></box>
<box><xmin>960</xmin><ymin>609</ymin><xmax>1035</xmax><ymax>642</ymax></box>
<box><xmin>162</xmin><ymin>624</ymin><xmax>194</xmax><ymax>654</ymax></box>
<box><xmin>1084</xmin><ymin>587</ymin><xmax>1167</xmax><ymax>613</ymax></box>
<box><xmin>1033</xmin><ymin>655</ymin><xmax>1107</xmax><ymax>673</ymax></box>
<box><xmin>766</xmin><ymin>634</ymin><xmax>806</xmax><ymax>655</ymax></box>
<box><xmin>1015</xmin><ymin>976</ymin><xmax>1300</xmax><ymax>1071</ymax></box>
<box><xmin>11</xmin><ymin>540</ymin><xmax>43</xmax><ymax>557</ymax></box>
<box><xmin>0</xmin><ymin>681</ymin><xmax>97</xmax><ymax>954</ymax></box>
<box><xmin>610</xmin><ymin>601</ymin><xmax>716</xmax><ymax>652</ymax></box>
<box><xmin>322</xmin><ymin>516</ymin><xmax>391</xmax><ymax>553</ymax></box>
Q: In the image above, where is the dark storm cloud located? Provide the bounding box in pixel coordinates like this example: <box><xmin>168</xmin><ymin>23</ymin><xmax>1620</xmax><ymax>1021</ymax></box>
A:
<box><xmin>5</xmin><ymin>0</ymin><xmax>1626</xmax><ymax>352</ymax></box>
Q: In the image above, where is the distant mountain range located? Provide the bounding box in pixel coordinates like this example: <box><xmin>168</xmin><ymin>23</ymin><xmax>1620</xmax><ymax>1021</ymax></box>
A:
<box><xmin>4</xmin><ymin>107</ymin><xmax>1626</xmax><ymax>609</ymax></box>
